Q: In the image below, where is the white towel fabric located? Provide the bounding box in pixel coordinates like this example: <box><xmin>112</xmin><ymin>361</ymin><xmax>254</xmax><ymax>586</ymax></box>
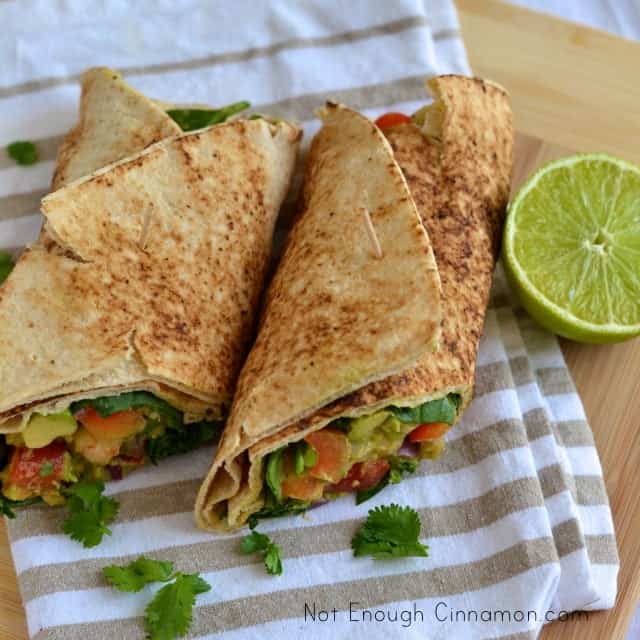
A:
<box><xmin>0</xmin><ymin>1</ymin><xmax>618</xmax><ymax>639</ymax></box>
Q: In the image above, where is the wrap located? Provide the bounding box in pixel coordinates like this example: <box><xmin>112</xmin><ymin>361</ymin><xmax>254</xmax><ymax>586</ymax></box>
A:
<box><xmin>0</xmin><ymin>70</ymin><xmax>300</xmax><ymax>507</ymax></box>
<box><xmin>196</xmin><ymin>75</ymin><xmax>514</xmax><ymax>530</ymax></box>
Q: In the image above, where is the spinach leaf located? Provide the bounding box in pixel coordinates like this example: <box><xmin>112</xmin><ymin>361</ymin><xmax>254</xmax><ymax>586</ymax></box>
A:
<box><xmin>248</xmin><ymin>497</ymin><xmax>310</xmax><ymax>529</ymax></box>
<box><xmin>71</xmin><ymin>392</ymin><xmax>182</xmax><ymax>428</ymax></box>
<box><xmin>355</xmin><ymin>456</ymin><xmax>419</xmax><ymax>505</ymax></box>
<box><xmin>167</xmin><ymin>101</ymin><xmax>250</xmax><ymax>132</ymax></box>
<box><xmin>145</xmin><ymin>421</ymin><xmax>220</xmax><ymax>465</ymax></box>
<box><xmin>265</xmin><ymin>448</ymin><xmax>285</xmax><ymax>503</ymax></box>
<box><xmin>389</xmin><ymin>394</ymin><xmax>460</xmax><ymax>425</ymax></box>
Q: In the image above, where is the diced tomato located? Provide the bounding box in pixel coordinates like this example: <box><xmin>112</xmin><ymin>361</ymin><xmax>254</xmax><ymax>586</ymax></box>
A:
<box><xmin>75</xmin><ymin>407</ymin><xmax>145</xmax><ymax>440</ymax></box>
<box><xmin>329</xmin><ymin>459</ymin><xmax>390</xmax><ymax>493</ymax></box>
<box><xmin>8</xmin><ymin>441</ymin><xmax>66</xmax><ymax>490</ymax></box>
<box><xmin>408</xmin><ymin>422</ymin><xmax>450</xmax><ymax>443</ymax></box>
<box><xmin>374</xmin><ymin>112</ymin><xmax>411</xmax><ymax>130</ymax></box>
<box><xmin>304</xmin><ymin>429</ymin><xmax>350</xmax><ymax>483</ymax></box>
<box><xmin>281</xmin><ymin>474</ymin><xmax>326</xmax><ymax>501</ymax></box>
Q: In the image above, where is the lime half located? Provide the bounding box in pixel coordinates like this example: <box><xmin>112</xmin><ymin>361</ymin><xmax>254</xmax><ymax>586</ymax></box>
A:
<box><xmin>504</xmin><ymin>153</ymin><xmax>640</xmax><ymax>343</ymax></box>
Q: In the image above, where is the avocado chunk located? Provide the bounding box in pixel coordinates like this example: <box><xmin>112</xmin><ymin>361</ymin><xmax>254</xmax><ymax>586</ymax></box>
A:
<box><xmin>348</xmin><ymin>412</ymin><xmax>391</xmax><ymax>442</ymax></box>
<box><xmin>23</xmin><ymin>411</ymin><xmax>78</xmax><ymax>449</ymax></box>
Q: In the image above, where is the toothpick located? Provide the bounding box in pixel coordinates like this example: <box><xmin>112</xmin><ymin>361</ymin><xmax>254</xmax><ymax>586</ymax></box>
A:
<box><xmin>361</xmin><ymin>206</ymin><xmax>383</xmax><ymax>259</ymax></box>
<box><xmin>139</xmin><ymin>210</ymin><xmax>152</xmax><ymax>250</ymax></box>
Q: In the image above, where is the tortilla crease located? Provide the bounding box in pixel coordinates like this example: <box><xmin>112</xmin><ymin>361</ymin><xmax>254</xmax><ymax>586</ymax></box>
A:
<box><xmin>0</xmin><ymin>118</ymin><xmax>301</xmax><ymax>432</ymax></box>
<box><xmin>51</xmin><ymin>67</ymin><xmax>182</xmax><ymax>190</ymax></box>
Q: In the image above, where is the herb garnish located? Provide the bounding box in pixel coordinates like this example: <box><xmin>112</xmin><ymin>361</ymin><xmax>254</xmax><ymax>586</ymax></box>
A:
<box><xmin>351</xmin><ymin>504</ymin><xmax>429</xmax><ymax>559</ymax></box>
<box><xmin>240</xmin><ymin>530</ymin><xmax>283</xmax><ymax>576</ymax></box>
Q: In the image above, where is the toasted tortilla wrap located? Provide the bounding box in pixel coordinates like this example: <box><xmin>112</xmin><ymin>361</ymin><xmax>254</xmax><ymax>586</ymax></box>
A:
<box><xmin>196</xmin><ymin>75</ymin><xmax>513</xmax><ymax>531</ymax></box>
<box><xmin>0</xmin><ymin>73</ymin><xmax>301</xmax><ymax>506</ymax></box>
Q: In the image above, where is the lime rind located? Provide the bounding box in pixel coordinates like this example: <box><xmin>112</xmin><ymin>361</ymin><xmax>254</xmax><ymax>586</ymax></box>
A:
<box><xmin>503</xmin><ymin>153</ymin><xmax>640</xmax><ymax>343</ymax></box>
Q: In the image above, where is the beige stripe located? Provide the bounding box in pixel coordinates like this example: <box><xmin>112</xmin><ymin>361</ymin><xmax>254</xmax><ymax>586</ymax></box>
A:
<box><xmin>0</xmin><ymin>134</ymin><xmax>62</xmax><ymax>171</ymax></box>
<box><xmin>8</xmin><ymin>478</ymin><xmax>201</xmax><ymax>541</ymax></box>
<box><xmin>522</xmin><ymin>407</ymin><xmax>552</xmax><ymax>442</ymax></box>
<box><xmin>536</xmin><ymin>367</ymin><xmax>575</xmax><ymax>396</ymax></box>
<box><xmin>551</xmin><ymin>518</ymin><xmax>584</xmax><ymax>558</ymax></box>
<box><xmin>540</xmin><ymin>465</ymin><xmax>610</xmax><ymax>506</ymax></box>
<box><xmin>18</xmin><ymin>475</ymin><xmax>549</xmax><ymax>600</ymax></box>
<box><xmin>0</xmin><ymin>189</ymin><xmax>46</xmax><ymax>221</ymax></box>
<box><xmin>538</xmin><ymin>464</ymin><xmax>568</xmax><ymax>500</ymax></box>
<box><xmin>510</xmin><ymin>355</ymin><xmax>535</xmax><ymax>387</ymax></box>
<box><xmin>553</xmin><ymin>420</ymin><xmax>595</xmax><ymax>447</ymax></box>
<box><xmin>0</xmin><ymin>16</ymin><xmax>427</xmax><ymax>100</ymax></box>
<box><xmin>585</xmin><ymin>534</ymin><xmax>619</xmax><ymax>565</ymax></box>
<box><xmin>432</xmin><ymin>28</ymin><xmax>461</xmax><ymax>42</ymax></box>
<box><xmin>574</xmin><ymin>475</ymin><xmax>609</xmax><ymax>506</ymax></box>
<box><xmin>473</xmin><ymin>359</ymin><xmax>513</xmax><ymax>396</ymax></box>
<box><xmin>33</xmin><ymin>537</ymin><xmax>558</xmax><ymax>640</ymax></box>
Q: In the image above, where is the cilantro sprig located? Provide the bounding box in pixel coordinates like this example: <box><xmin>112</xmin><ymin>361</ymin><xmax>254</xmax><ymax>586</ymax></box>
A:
<box><xmin>351</xmin><ymin>504</ymin><xmax>429</xmax><ymax>559</ymax></box>
<box><xmin>62</xmin><ymin>480</ymin><xmax>119</xmax><ymax>548</ymax></box>
<box><xmin>240</xmin><ymin>530</ymin><xmax>283</xmax><ymax>576</ymax></box>
<box><xmin>103</xmin><ymin>557</ymin><xmax>174</xmax><ymax>592</ymax></box>
<box><xmin>6</xmin><ymin>140</ymin><xmax>38</xmax><ymax>166</ymax></box>
<box><xmin>145</xmin><ymin>573</ymin><xmax>211</xmax><ymax>640</ymax></box>
<box><xmin>103</xmin><ymin>556</ymin><xmax>211</xmax><ymax>640</ymax></box>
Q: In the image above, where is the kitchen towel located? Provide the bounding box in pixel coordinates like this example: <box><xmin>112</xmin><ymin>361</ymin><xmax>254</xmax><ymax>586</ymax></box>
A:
<box><xmin>0</xmin><ymin>1</ymin><xmax>618</xmax><ymax>638</ymax></box>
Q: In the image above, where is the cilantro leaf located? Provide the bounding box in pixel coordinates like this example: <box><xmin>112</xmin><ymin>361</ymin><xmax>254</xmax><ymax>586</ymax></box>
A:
<box><xmin>103</xmin><ymin>557</ymin><xmax>174</xmax><ymax>592</ymax></box>
<box><xmin>355</xmin><ymin>456</ymin><xmax>419</xmax><ymax>505</ymax></box>
<box><xmin>264</xmin><ymin>544</ymin><xmax>283</xmax><ymax>576</ymax></box>
<box><xmin>388</xmin><ymin>456</ymin><xmax>419</xmax><ymax>484</ymax></box>
<box><xmin>389</xmin><ymin>394</ymin><xmax>460</xmax><ymax>425</ymax></box>
<box><xmin>352</xmin><ymin>504</ymin><xmax>429</xmax><ymax>559</ymax></box>
<box><xmin>167</xmin><ymin>102</ymin><xmax>250</xmax><ymax>132</ymax></box>
<box><xmin>0</xmin><ymin>251</ymin><xmax>14</xmax><ymax>285</ymax></box>
<box><xmin>7</xmin><ymin>140</ymin><xmax>38</xmax><ymax>166</ymax></box>
<box><xmin>144</xmin><ymin>572</ymin><xmax>211</xmax><ymax>640</ymax></box>
<box><xmin>62</xmin><ymin>481</ymin><xmax>119</xmax><ymax>548</ymax></box>
<box><xmin>240</xmin><ymin>530</ymin><xmax>283</xmax><ymax>576</ymax></box>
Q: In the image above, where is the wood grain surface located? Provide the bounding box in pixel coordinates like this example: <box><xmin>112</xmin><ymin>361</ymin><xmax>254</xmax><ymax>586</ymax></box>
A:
<box><xmin>459</xmin><ymin>2</ymin><xmax>640</xmax><ymax>639</ymax></box>
<box><xmin>1</xmin><ymin>2</ymin><xmax>639</xmax><ymax>639</ymax></box>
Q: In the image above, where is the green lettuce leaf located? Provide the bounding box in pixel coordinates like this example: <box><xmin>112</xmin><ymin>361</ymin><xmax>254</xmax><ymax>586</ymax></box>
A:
<box><xmin>389</xmin><ymin>393</ymin><xmax>460</xmax><ymax>425</ymax></box>
<box><xmin>167</xmin><ymin>101</ymin><xmax>250</xmax><ymax>132</ymax></box>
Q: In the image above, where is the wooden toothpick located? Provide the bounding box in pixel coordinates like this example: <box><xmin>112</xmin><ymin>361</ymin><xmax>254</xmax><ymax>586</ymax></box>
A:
<box><xmin>361</xmin><ymin>206</ymin><xmax>383</xmax><ymax>259</ymax></box>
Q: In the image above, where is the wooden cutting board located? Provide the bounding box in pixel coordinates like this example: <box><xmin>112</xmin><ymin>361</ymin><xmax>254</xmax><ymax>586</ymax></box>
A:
<box><xmin>2</xmin><ymin>3</ymin><xmax>640</xmax><ymax>639</ymax></box>
<box><xmin>458</xmin><ymin>2</ymin><xmax>640</xmax><ymax>639</ymax></box>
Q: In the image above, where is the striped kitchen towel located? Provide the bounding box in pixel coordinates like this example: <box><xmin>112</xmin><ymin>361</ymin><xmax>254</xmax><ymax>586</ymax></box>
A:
<box><xmin>0</xmin><ymin>1</ymin><xmax>618</xmax><ymax>639</ymax></box>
